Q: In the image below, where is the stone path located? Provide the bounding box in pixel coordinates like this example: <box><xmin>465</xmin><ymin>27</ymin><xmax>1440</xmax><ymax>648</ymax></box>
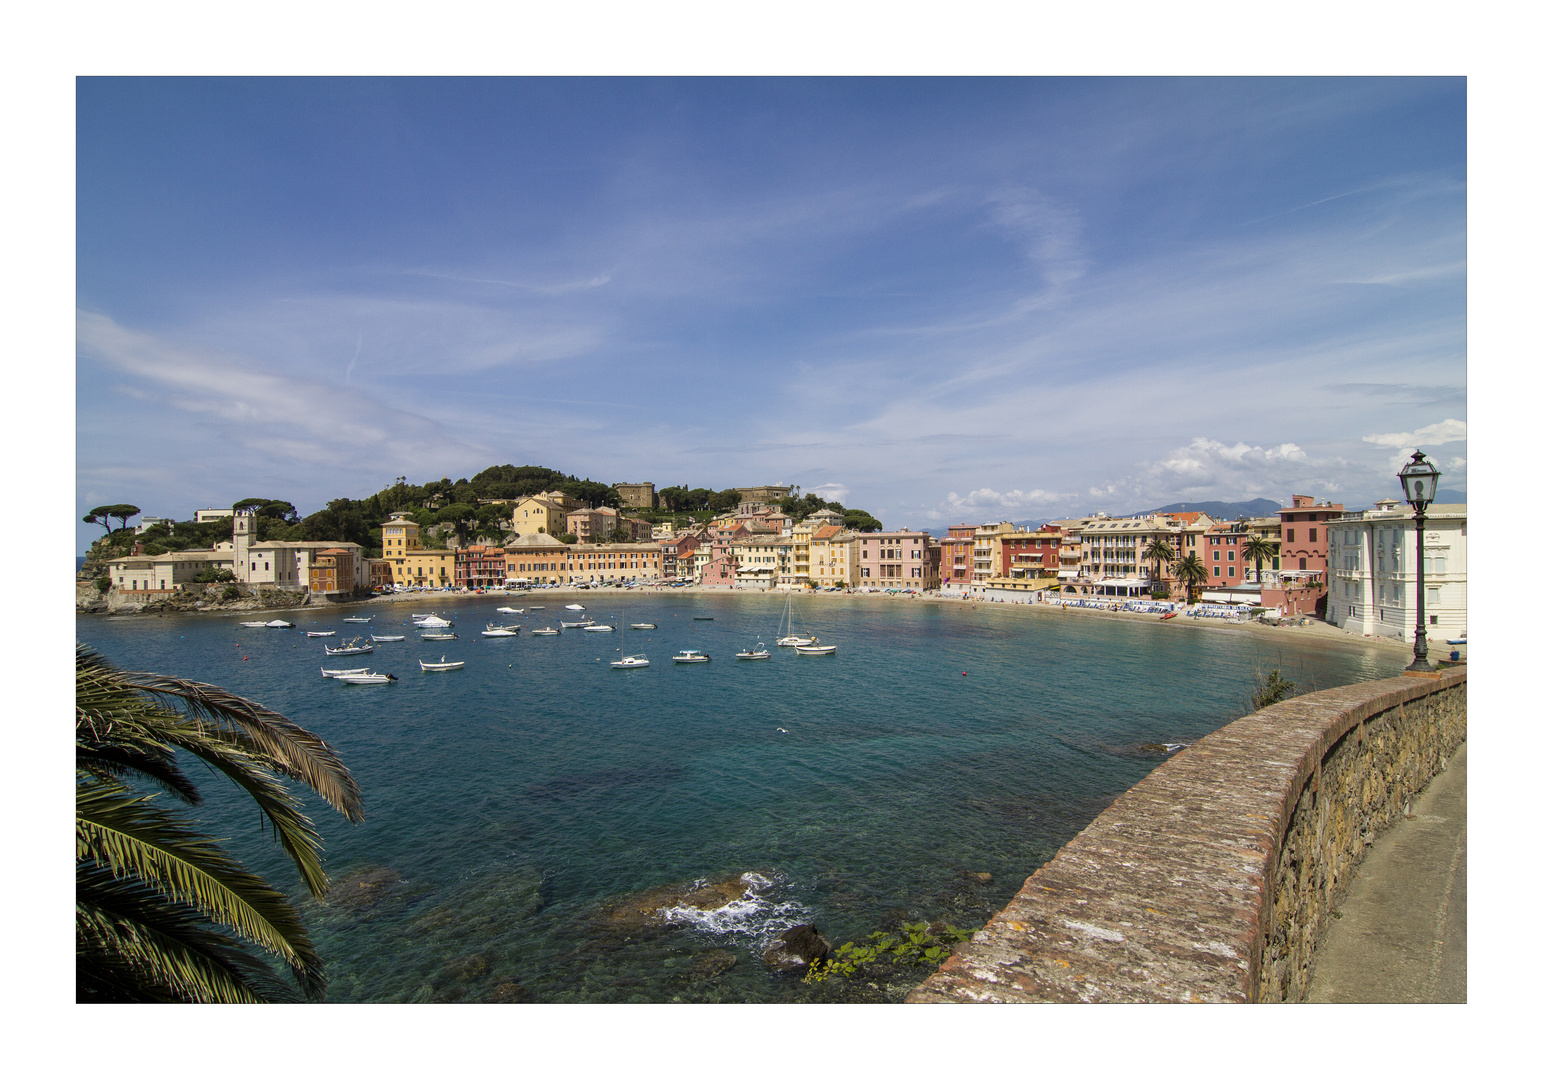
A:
<box><xmin>1306</xmin><ymin>741</ymin><xmax>1466</xmax><ymax>1003</ymax></box>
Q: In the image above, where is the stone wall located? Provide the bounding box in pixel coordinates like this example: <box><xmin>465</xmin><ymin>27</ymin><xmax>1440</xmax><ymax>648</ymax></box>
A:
<box><xmin>908</xmin><ymin>669</ymin><xmax>1466</xmax><ymax>1003</ymax></box>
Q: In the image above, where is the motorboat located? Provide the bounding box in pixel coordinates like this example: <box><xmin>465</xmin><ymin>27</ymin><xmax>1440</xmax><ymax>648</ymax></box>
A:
<box><xmin>496</xmin><ymin>607</ymin><xmax>524</xmax><ymax>614</ymax></box>
<box><xmin>530</xmin><ymin>626</ymin><xmax>560</xmax><ymax>636</ymax></box>
<box><xmin>324</xmin><ymin>640</ymin><xmax>374</xmax><ymax>656</ymax></box>
<box><xmin>611</xmin><ymin>654</ymin><xmax>650</xmax><ymax>669</ymax></box>
<box><xmin>333</xmin><ymin>671</ymin><xmax>397</xmax><ymax>685</ymax></box>
<box><xmin>305</xmin><ymin>630</ymin><xmax>336</xmax><ymax>638</ymax></box>
<box><xmin>736</xmin><ymin>643</ymin><xmax>771</xmax><ymax>660</ymax></box>
<box><xmin>321</xmin><ymin>666</ymin><xmax>372</xmax><ymax>678</ymax></box>
<box><xmin>370</xmin><ymin>634</ymin><xmax>405</xmax><ymax>642</ymax></box>
<box><xmin>794</xmin><ymin>638</ymin><xmax>836</xmax><ymax>655</ymax></box>
<box><xmin>564</xmin><ymin>603</ymin><xmax>586</xmax><ymax>611</ymax></box>
<box><xmin>630</xmin><ymin>622</ymin><xmax>657</xmax><ymax>630</ymax></box>
<box><xmin>673</xmin><ymin>649</ymin><xmax>710</xmax><ymax>663</ymax></box>
<box><xmin>583</xmin><ymin>624</ymin><xmax>615</xmax><ymax>633</ymax></box>
<box><xmin>265</xmin><ymin>620</ymin><xmax>294</xmax><ymax>629</ymax></box>
<box><xmin>342</xmin><ymin>616</ymin><xmax>372</xmax><ymax>624</ymax></box>
<box><xmin>482</xmin><ymin>624</ymin><xmax>519</xmax><ymax>637</ymax></box>
<box><xmin>419</xmin><ymin>656</ymin><xmax>465</xmax><ymax>672</ymax></box>
<box><xmin>420</xmin><ymin>631</ymin><xmax>458</xmax><ymax>640</ymax></box>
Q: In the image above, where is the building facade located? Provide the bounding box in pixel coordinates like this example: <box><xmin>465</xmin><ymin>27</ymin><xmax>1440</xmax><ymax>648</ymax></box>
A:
<box><xmin>1326</xmin><ymin>502</ymin><xmax>1467</xmax><ymax>643</ymax></box>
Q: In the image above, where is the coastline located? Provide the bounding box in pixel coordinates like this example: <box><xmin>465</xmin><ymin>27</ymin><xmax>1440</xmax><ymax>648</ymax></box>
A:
<box><xmin>82</xmin><ymin>580</ymin><xmax>1425</xmax><ymax>661</ymax></box>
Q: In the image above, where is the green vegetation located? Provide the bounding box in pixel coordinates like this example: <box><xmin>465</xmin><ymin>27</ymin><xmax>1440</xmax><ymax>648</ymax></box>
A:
<box><xmin>75</xmin><ymin>645</ymin><xmax>363</xmax><ymax>1001</ymax></box>
<box><xmin>804</xmin><ymin>921</ymin><xmax>974</xmax><ymax>984</ymax></box>
<box><xmin>1173</xmin><ymin>552</ymin><xmax>1208</xmax><ymax>603</ymax></box>
<box><xmin>1250</xmin><ymin>669</ymin><xmax>1296</xmax><ymax>711</ymax></box>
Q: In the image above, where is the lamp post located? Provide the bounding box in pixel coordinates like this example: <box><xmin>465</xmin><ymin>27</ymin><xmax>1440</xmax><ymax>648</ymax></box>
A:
<box><xmin>1398</xmin><ymin>450</ymin><xmax>1441</xmax><ymax>676</ymax></box>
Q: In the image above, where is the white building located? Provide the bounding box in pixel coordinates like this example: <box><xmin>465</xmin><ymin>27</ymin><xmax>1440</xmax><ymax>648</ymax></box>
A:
<box><xmin>1325</xmin><ymin>500</ymin><xmax>1466</xmax><ymax>643</ymax></box>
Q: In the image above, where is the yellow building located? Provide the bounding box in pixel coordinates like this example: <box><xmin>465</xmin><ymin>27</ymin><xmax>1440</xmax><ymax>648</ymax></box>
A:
<box><xmin>511</xmin><ymin>492</ymin><xmax>580</xmax><ymax>538</ymax></box>
<box><xmin>379</xmin><ymin>511</ymin><xmax>455</xmax><ymax>588</ymax></box>
<box><xmin>809</xmin><ymin>525</ymin><xmax>858</xmax><ymax>587</ymax></box>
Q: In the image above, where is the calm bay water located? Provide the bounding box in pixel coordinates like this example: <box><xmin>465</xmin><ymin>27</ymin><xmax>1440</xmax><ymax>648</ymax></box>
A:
<box><xmin>78</xmin><ymin>592</ymin><xmax>1404</xmax><ymax>1002</ymax></box>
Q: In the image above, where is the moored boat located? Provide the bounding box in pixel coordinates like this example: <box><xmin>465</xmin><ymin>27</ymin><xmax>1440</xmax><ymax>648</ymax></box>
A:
<box><xmin>333</xmin><ymin>671</ymin><xmax>397</xmax><ymax>685</ymax></box>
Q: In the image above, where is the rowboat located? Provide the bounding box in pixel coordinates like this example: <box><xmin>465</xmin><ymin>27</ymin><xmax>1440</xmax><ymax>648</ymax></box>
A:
<box><xmin>419</xmin><ymin>657</ymin><xmax>465</xmax><ymax>672</ymax></box>
<box><xmin>321</xmin><ymin>666</ymin><xmax>371</xmax><ymax>678</ymax></box>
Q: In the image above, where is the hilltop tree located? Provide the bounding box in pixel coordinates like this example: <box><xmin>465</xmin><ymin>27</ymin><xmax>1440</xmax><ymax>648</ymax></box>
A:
<box><xmin>76</xmin><ymin>645</ymin><xmax>363</xmax><ymax>1002</ymax></box>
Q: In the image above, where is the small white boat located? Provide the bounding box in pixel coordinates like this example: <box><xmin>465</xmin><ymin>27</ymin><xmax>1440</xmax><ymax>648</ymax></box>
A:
<box><xmin>583</xmin><ymin>624</ymin><xmax>615</xmax><ymax>633</ymax></box>
<box><xmin>795</xmin><ymin>638</ymin><xmax>836</xmax><ymax>655</ymax></box>
<box><xmin>736</xmin><ymin>643</ymin><xmax>771</xmax><ymax>660</ymax></box>
<box><xmin>530</xmin><ymin>626</ymin><xmax>560</xmax><ymax>636</ymax></box>
<box><xmin>611</xmin><ymin>654</ymin><xmax>650</xmax><ymax>669</ymax></box>
<box><xmin>370</xmin><ymin>634</ymin><xmax>405</xmax><ymax>642</ymax></box>
<box><xmin>324</xmin><ymin>639</ymin><xmax>374</xmax><ymax>656</ymax></box>
<box><xmin>419</xmin><ymin>656</ymin><xmax>465</xmax><ymax>672</ymax></box>
<box><xmin>265</xmin><ymin>620</ymin><xmax>294</xmax><ymax>629</ymax></box>
<box><xmin>497</xmin><ymin>607</ymin><xmax>524</xmax><ymax>614</ymax></box>
<box><xmin>321</xmin><ymin>666</ymin><xmax>371</xmax><ymax>678</ymax></box>
<box><xmin>305</xmin><ymin>630</ymin><xmax>336</xmax><ymax>638</ymax></box>
<box><xmin>238</xmin><ymin>621</ymin><xmax>268</xmax><ymax>628</ymax></box>
<box><xmin>342</xmin><ymin>617</ymin><xmax>372</xmax><ymax>624</ymax></box>
<box><xmin>420</xmin><ymin>631</ymin><xmax>458</xmax><ymax>640</ymax></box>
<box><xmin>482</xmin><ymin>624</ymin><xmax>519</xmax><ymax>637</ymax></box>
<box><xmin>673</xmin><ymin>649</ymin><xmax>710</xmax><ymax>663</ymax></box>
<box><xmin>333</xmin><ymin>671</ymin><xmax>397</xmax><ymax>685</ymax></box>
<box><xmin>565</xmin><ymin>603</ymin><xmax>586</xmax><ymax>611</ymax></box>
<box><xmin>630</xmin><ymin>622</ymin><xmax>657</xmax><ymax>630</ymax></box>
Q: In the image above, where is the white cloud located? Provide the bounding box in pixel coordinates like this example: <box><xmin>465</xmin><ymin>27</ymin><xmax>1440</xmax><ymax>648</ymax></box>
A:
<box><xmin>1361</xmin><ymin>418</ymin><xmax>1467</xmax><ymax>448</ymax></box>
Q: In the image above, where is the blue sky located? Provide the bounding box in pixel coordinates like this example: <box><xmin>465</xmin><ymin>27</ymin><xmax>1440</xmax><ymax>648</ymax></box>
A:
<box><xmin>76</xmin><ymin>77</ymin><xmax>1466</xmax><ymax>550</ymax></box>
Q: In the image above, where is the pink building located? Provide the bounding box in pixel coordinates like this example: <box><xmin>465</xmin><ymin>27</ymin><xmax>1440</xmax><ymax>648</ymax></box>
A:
<box><xmin>857</xmin><ymin>530</ymin><xmax>939</xmax><ymax>588</ymax></box>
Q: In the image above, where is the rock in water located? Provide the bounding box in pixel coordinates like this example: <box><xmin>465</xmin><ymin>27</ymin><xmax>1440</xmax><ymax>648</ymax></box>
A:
<box><xmin>763</xmin><ymin>924</ymin><xmax>832</xmax><ymax>972</ymax></box>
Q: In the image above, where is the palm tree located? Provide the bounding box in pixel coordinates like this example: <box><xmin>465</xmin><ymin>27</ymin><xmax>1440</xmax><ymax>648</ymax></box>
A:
<box><xmin>76</xmin><ymin>645</ymin><xmax>363</xmax><ymax>1002</ymax></box>
<box><xmin>1242</xmin><ymin>536</ymin><xmax>1278</xmax><ymax>587</ymax></box>
<box><xmin>1141</xmin><ymin>534</ymin><xmax>1177</xmax><ymax>595</ymax></box>
<box><xmin>1173</xmin><ymin>553</ymin><xmax>1209</xmax><ymax>604</ymax></box>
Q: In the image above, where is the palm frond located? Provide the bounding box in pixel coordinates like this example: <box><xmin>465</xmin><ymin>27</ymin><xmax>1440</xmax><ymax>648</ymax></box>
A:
<box><xmin>77</xmin><ymin>777</ymin><xmax>325</xmax><ymax>998</ymax></box>
<box><xmin>77</xmin><ymin>864</ymin><xmax>299</xmax><ymax>1003</ymax></box>
<box><xmin>77</xmin><ymin>645</ymin><xmax>362</xmax><ymax>824</ymax></box>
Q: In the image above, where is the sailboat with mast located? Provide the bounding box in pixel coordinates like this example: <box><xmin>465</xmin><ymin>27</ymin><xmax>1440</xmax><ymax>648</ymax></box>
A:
<box><xmin>776</xmin><ymin>591</ymin><xmax>814</xmax><ymax>647</ymax></box>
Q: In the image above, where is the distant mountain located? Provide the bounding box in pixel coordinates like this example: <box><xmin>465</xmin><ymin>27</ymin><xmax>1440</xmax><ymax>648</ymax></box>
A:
<box><xmin>1137</xmin><ymin>499</ymin><xmax>1284</xmax><ymax>520</ymax></box>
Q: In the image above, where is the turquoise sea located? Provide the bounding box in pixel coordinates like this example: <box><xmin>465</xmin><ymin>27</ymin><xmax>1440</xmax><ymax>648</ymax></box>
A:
<box><xmin>77</xmin><ymin>592</ymin><xmax>1406</xmax><ymax>1002</ymax></box>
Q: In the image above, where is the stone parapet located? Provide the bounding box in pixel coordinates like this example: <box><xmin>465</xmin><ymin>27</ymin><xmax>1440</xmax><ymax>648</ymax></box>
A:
<box><xmin>907</xmin><ymin>669</ymin><xmax>1466</xmax><ymax>1003</ymax></box>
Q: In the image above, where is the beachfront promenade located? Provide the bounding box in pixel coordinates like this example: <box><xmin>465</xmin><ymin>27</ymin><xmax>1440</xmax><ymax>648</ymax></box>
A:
<box><xmin>909</xmin><ymin>668</ymin><xmax>1466</xmax><ymax>1003</ymax></box>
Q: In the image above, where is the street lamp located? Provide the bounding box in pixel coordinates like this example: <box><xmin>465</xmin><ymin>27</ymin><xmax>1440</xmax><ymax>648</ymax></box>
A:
<box><xmin>1398</xmin><ymin>450</ymin><xmax>1441</xmax><ymax>676</ymax></box>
